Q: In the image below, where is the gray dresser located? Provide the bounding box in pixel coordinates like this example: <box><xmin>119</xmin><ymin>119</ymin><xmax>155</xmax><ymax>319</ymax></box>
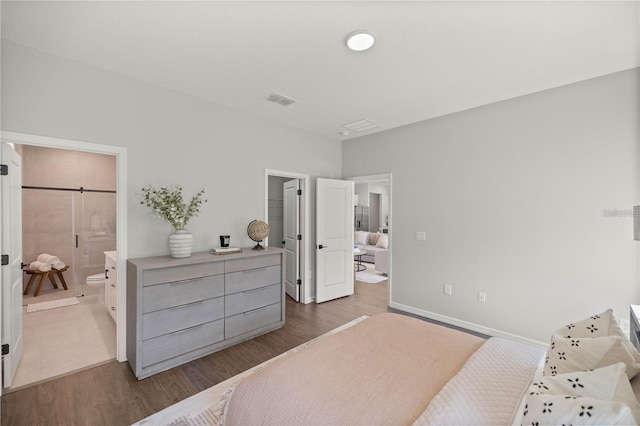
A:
<box><xmin>126</xmin><ymin>247</ymin><xmax>284</xmax><ymax>379</ymax></box>
<box><xmin>631</xmin><ymin>305</ymin><xmax>640</xmax><ymax>352</ymax></box>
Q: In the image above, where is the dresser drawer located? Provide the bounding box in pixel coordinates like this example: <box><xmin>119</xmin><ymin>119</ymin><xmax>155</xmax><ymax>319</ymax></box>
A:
<box><xmin>143</xmin><ymin>274</ymin><xmax>224</xmax><ymax>313</ymax></box>
<box><xmin>142</xmin><ymin>318</ymin><xmax>224</xmax><ymax>367</ymax></box>
<box><xmin>143</xmin><ymin>296</ymin><xmax>224</xmax><ymax>340</ymax></box>
<box><xmin>225</xmin><ymin>265</ymin><xmax>281</xmax><ymax>295</ymax></box>
<box><xmin>143</xmin><ymin>261</ymin><xmax>224</xmax><ymax>286</ymax></box>
<box><xmin>225</xmin><ymin>254</ymin><xmax>281</xmax><ymax>274</ymax></box>
<box><xmin>225</xmin><ymin>302</ymin><xmax>282</xmax><ymax>339</ymax></box>
<box><xmin>225</xmin><ymin>283</ymin><xmax>281</xmax><ymax>317</ymax></box>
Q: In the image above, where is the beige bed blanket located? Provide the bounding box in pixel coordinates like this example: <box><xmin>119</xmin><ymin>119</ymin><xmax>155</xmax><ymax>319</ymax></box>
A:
<box><xmin>222</xmin><ymin>312</ymin><xmax>484</xmax><ymax>425</ymax></box>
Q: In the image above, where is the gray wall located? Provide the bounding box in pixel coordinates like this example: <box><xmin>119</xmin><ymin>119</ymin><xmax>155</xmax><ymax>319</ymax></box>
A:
<box><xmin>2</xmin><ymin>40</ymin><xmax>342</xmax><ymax>273</ymax></box>
<box><xmin>343</xmin><ymin>68</ymin><xmax>640</xmax><ymax>343</ymax></box>
<box><xmin>4</xmin><ymin>38</ymin><xmax>639</xmax><ymax>343</ymax></box>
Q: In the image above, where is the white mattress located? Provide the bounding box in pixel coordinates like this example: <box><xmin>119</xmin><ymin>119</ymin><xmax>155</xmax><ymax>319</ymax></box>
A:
<box><xmin>413</xmin><ymin>337</ymin><xmax>545</xmax><ymax>426</ymax></box>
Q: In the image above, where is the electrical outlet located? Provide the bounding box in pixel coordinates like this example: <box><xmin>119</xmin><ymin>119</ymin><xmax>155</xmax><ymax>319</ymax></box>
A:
<box><xmin>416</xmin><ymin>231</ymin><xmax>426</xmax><ymax>241</ymax></box>
<box><xmin>444</xmin><ymin>284</ymin><xmax>452</xmax><ymax>295</ymax></box>
<box><xmin>478</xmin><ymin>292</ymin><xmax>486</xmax><ymax>303</ymax></box>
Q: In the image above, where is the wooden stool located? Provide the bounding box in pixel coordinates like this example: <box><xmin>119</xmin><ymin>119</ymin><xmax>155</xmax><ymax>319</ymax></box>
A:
<box><xmin>23</xmin><ymin>265</ymin><xmax>69</xmax><ymax>297</ymax></box>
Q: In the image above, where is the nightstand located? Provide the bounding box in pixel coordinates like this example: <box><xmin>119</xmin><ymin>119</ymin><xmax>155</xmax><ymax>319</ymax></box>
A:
<box><xmin>630</xmin><ymin>305</ymin><xmax>640</xmax><ymax>352</ymax></box>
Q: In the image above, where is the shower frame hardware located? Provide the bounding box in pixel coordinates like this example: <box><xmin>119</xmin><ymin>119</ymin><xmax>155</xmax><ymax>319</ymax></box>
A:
<box><xmin>22</xmin><ymin>185</ymin><xmax>116</xmax><ymax>194</ymax></box>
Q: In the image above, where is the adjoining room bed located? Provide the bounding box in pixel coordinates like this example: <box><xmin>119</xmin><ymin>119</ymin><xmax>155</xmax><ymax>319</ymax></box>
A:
<box><xmin>134</xmin><ymin>310</ymin><xmax>640</xmax><ymax>425</ymax></box>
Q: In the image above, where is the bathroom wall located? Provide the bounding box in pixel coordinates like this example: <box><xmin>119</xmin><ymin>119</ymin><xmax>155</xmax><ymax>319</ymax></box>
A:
<box><xmin>21</xmin><ymin>145</ymin><xmax>116</xmax><ymax>294</ymax></box>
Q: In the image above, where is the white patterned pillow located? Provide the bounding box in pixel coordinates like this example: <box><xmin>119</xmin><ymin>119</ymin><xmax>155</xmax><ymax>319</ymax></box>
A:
<box><xmin>554</xmin><ymin>309</ymin><xmax>621</xmax><ymax>339</ymax></box>
<box><xmin>521</xmin><ymin>363</ymin><xmax>640</xmax><ymax>425</ymax></box>
<box><xmin>545</xmin><ymin>309</ymin><xmax>640</xmax><ymax>379</ymax></box>
<box><xmin>544</xmin><ymin>335</ymin><xmax>640</xmax><ymax>379</ymax></box>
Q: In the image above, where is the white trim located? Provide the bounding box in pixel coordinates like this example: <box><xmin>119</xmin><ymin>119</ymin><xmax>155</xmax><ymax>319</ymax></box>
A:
<box><xmin>264</xmin><ymin>169</ymin><xmax>312</xmax><ymax>304</ymax></box>
<box><xmin>0</xmin><ymin>131</ymin><xmax>128</xmax><ymax>362</ymax></box>
<box><xmin>390</xmin><ymin>301</ymin><xmax>548</xmax><ymax>349</ymax></box>
<box><xmin>347</xmin><ymin>172</ymin><xmax>392</xmax><ymax>305</ymax></box>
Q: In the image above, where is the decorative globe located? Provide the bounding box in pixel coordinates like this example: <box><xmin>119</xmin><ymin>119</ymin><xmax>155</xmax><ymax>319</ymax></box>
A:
<box><xmin>247</xmin><ymin>220</ymin><xmax>270</xmax><ymax>250</ymax></box>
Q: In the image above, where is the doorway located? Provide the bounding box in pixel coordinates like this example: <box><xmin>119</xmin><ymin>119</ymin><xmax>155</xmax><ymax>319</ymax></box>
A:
<box><xmin>0</xmin><ymin>131</ymin><xmax>127</xmax><ymax>391</ymax></box>
<box><xmin>349</xmin><ymin>173</ymin><xmax>392</xmax><ymax>295</ymax></box>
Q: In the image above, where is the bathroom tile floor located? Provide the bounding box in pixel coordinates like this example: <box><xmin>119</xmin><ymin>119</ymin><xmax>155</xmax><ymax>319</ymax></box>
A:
<box><xmin>10</xmin><ymin>292</ymin><xmax>116</xmax><ymax>390</ymax></box>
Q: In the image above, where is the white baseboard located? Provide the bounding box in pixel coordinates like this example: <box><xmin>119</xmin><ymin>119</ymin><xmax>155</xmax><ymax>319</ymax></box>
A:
<box><xmin>389</xmin><ymin>301</ymin><xmax>548</xmax><ymax>349</ymax></box>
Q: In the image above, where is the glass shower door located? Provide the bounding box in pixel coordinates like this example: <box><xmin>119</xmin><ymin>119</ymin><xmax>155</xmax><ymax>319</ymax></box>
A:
<box><xmin>22</xmin><ymin>188</ymin><xmax>74</xmax><ymax>299</ymax></box>
<box><xmin>73</xmin><ymin>191</ymin><xmax>117</xmax><ymax>297</ymax></box>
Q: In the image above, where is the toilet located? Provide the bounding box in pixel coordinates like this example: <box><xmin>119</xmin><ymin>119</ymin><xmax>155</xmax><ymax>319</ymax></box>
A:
<box><xmin>85</xmin><ymin>273</ymin><xmax>105</xmax><ymax>303</ymax></box>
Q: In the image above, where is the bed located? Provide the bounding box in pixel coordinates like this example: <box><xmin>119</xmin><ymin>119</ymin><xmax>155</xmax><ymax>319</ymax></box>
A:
<box><xmin>135</xmin><ymin>310</ymin><xmax>640</xmax><ymax>425</ymax></box>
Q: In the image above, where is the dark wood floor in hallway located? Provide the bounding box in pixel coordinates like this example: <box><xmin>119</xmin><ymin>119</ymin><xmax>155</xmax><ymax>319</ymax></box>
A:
<box><xmin>1</xmin><ymin>278</ymin><xmax>389</xmax><ymax>426</ymax></box>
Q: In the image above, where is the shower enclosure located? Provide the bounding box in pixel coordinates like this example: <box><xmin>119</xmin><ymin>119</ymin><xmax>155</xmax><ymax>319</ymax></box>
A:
<box><xmin>22</xmin><ymin>187</ymin><xmax>116</xmax><ymax>298</ymax></box>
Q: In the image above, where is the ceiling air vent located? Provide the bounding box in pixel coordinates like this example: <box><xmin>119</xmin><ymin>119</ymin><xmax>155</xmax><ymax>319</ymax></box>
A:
<box><xmin>342</xmin><ymin>119</ymin><xmax>380</xmax><ymax>132</ymax></box>
<box><xmin>265</xmin><ymin>92</ymin><xmax>297</xmax><ymax>106</ymax></box>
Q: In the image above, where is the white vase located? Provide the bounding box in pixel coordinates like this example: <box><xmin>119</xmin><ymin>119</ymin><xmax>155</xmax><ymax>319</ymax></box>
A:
<box><xmin>168</xmin><ymin>230</ymin><xmax>194</xmax><ymax>258</ymax></box>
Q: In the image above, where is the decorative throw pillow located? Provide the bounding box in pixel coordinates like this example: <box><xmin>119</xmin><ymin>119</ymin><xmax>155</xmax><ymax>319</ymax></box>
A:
<box><xmin>521</xmin><ymin>363</ymin><xmax>640</xmax><ymax>425</ymax></box>
<box><xmin>354</xmin><ymin>231</ymin><xmax>368</xmax><ymax>246</ymax></box>
<box><xmin>376</xmin><ymin>233</ymin><xmax>388</xmax><ymax>249</ymax></box>
<box><xmin>545</xmin><ymin>309</ymin><xmax>640</xmax><ymax>379</ymax></box>
<box><xmin>368</xmin><ymin>232</ymin><xmax>381</xmax><ymax>246</ymax></box>
<box><xmin>554</xmin><ymin>309</ymin><xmax>618</xmax><ymax>339</ymax></box>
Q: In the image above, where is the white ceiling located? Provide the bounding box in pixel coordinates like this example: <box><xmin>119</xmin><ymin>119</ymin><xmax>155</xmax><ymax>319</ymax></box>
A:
<box><xmin>2</xmin><ymin>1</ymin><xmax>639</xmax><ymax>141</ymax></box>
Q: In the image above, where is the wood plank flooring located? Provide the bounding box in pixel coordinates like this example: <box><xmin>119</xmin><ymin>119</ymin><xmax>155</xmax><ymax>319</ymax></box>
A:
<box><xmin>1</xmin><ymin>279</ymin><xmax>390</xmax><ymax>426</ymax></box>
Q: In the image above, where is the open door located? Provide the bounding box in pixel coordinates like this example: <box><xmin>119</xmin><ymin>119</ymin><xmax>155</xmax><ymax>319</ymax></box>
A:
<box><xmin>316</xmin><ymin>178</ymin><xmax>354</xmax><ymax>303</ymax></box>
<box><xmin>283</xmin><ymin>179</ymin><xmax>301</xmax><ymax>301</ymax></box>
<box><xmin>1</xmin><ymin>142</ymin><xmax>23</xmax><ymax>389</ymax></box>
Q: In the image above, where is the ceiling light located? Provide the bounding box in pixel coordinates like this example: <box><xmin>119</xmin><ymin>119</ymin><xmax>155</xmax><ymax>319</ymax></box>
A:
<box><xmin>346</xmin><ymin>31</ymin><xmax>375</xmax><ymax>52</ymax></box>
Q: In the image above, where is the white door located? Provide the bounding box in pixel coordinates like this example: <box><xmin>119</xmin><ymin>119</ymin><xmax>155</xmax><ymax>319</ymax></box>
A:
<box><xmin>316</xmin><ymin>178</ymin><xmax>354</xmax><ymax>303</ymax></box>
<box><xmin>283</xmin><ymin>179</ymin><xmax>301</xmax><ymax>301</ymax></box>
<box><xmin>1</xmin><ymin>142</ymin><xmax>23</xmax><ymax>388</ymax></box>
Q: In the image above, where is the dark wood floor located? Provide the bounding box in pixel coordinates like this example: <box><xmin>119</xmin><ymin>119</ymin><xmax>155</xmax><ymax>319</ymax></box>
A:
<box><xmin>1</xmin><ymin>278</ymin><xmax>390</xmax><ymax>426</ymax></box>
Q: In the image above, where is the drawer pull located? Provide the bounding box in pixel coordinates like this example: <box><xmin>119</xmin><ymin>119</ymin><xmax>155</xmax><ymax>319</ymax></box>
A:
<box><xmin>245</xmin><ymin>306</ymin><xmax>267</xmax><ymax>316</ymax></box>
<box><xmin>244</xmin><ymin>267</ymin><xmax>268</xmax><ymax>274</ymax></box>
<box><xmin>170</xmin><ymin>324</ymin><xmax>204</xmax><ymax>335</ymax></box>
<box><xmin>170</xmin><ymin>277</ymin><xmax>204</xmax><ymax>285</ymax></box>
<box><xmin>170</xmin><ymin>301</ymin><xmax>203</xmax><ymax>310</ymax></box>
<box><xmin>244</xmin><ymin>287</ymin><xmax>265</xmax><ymax>295</ymax></box>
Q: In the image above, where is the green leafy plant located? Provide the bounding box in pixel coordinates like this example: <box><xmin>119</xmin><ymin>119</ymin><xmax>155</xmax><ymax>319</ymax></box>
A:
<box><xmin>140</xmin><ymin>185</ymin><xmax>206</xmax><ymax>230</ymax></box>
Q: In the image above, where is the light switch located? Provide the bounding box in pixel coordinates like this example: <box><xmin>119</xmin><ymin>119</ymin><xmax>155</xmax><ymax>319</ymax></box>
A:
<box><xmin>416</xmin><ymin>231</ymin><xmax>426</xmax><ymax>241</ymax></box>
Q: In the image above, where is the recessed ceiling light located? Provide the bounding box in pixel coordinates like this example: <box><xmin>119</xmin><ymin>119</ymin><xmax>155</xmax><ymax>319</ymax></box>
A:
<box><xmin>346</xmin><ymin>30</ymin><xmax>375</xmax><ymax>52</ymax></box>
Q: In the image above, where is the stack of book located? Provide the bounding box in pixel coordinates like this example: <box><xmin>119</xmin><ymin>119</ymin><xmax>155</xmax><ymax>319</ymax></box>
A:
<box><xmin>210</xmin><ymin>247</ymin><xmax>242</xmax><ymax>255</ymax></box>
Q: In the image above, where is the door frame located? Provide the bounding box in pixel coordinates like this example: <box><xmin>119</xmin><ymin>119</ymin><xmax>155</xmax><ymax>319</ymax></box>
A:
<box><xmin>0</xmin><ymin>131</ymin><xmax>128</xmax><ymax>362</ymax></box>
<box><xmin>347</xmin><ymin>173</ymin><xmax>392</xmax><ymax>296</ymax></box>
<box><xmin>264</xmin><ymin>169</ymin><xmax>311</xmax><ymax>303</ymax></box>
